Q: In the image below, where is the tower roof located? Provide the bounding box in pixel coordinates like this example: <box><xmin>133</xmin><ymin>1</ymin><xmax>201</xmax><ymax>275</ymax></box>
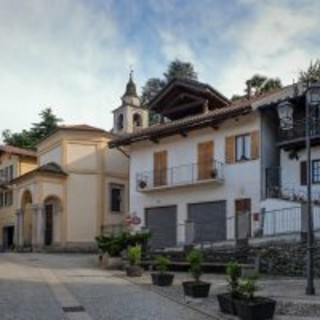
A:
<box><xmin>123</xmin><ymin>71</ymin><xmax>138</xmax><ymax>98</ymax></box>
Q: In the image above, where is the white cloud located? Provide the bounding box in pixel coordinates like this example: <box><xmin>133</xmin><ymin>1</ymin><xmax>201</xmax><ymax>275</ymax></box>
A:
<box><xmin>217</xmin><ymin>0</ymin><xmax>320</xmax><ymax>96</ymax></box>
<box><xmin>0</xmin><ymin>0</ymin><xmax>138</xmax><ymax>136</ymax></box>
<box><xmin>158</xmin><ymin>31</ymin><xmax>195</xmax><ymax>62</ymax></box>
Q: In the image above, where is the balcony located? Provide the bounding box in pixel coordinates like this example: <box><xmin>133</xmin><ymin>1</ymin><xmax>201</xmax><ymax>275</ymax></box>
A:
<box><xmin>278</xmin><ymin>119</ymin><xmax>320</xmax><ymax>148</ymax></box>
<box><xmin>136</xmin><ymin>160</ymin><xmax>224</xmax><ymax>192</ymax></box>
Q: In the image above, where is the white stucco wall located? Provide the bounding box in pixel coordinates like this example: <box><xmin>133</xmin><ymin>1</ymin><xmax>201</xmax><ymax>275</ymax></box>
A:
<box><xmin>67</xmin><ymin>144</ymin><xmax>98</xmax><ymax>171</ymax></box>
<box><xmin>129</xmin><ymin>112</ymin><xmax>261</xmax><ymax>244</ymax></box>
<box><xmin>67</xmin><ymin>174</ymin><xmax>97</xmax><ymax>242</ymax></box>
<box><xmin>39</xmin><ymin>146</ymin><xmax>62</xmax><ymax>166</ymax></box>
<box><xmin>281</xmin><ymin>146</ymin><xmax>320</xmax><ymax>198</ymax></box>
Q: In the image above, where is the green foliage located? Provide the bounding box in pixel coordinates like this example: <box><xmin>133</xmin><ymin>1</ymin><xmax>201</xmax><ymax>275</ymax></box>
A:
<box><xmin>299</xmin><ymin>59</ymin><xmax>320</xmax><ymax>83</ymax></box>
<box><xmin>226</xmin><ymin>261</ymin><xmax>242</xmax><ymax>298</ymax></box>
<box><xmin>154</xmin><ymin>255</ymin><xmax>170</xmax><ymax>273</ymax></box>
<box><xmin>140</xmin><ymin>59</ymin><xmax>198</xmax><ymax>125</ymax></box>
<box><xmin>245</xmin><ymin>74</ymin><xmax>282</xmax><ymax>97</ymax></box>
<box><xmin>237</xmin><ymin>274</ymin><xmax>259</xmax><ymax>300</ymax></box>
<box><xmin>163</xmin><ymin>59</ymin><xmax>198</xmax><ymax>82</ymax></box>
<box><xmin>95</xmin><ymin>235</ymin><xmax>124</xmax><ymax>257</ymax></box>
<box><xmin>2</xmin><ymin>108</ymin><xmax>62</xmax><ymax>149</ymax></box>
<box><xmin>95</xmin><ymin>230</ymin><xmax>152</xmax><ymax>257</ymax></box>
<box><xmin>128</xmin><ymin>245</ymin><xmax>141</xmax><ymax>266</ymax></box>
<box><xmin>186</xmin><ymin>248</ymin><xmax>203</xmax><ymax>282</ymax></box>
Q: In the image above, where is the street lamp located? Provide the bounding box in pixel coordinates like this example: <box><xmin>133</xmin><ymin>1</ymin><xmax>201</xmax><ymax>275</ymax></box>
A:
<box><xmin>304</xmin><ymin>81</ymin><xmax>320</xmax><ymax>295</ymax></box>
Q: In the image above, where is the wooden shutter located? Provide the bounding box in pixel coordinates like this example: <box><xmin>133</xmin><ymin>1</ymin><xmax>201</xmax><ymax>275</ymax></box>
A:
<box><xmin>153</xmin><ymin>151</ymin><xmax>167</xmax><ymax>186</ymax></box>
<box><xmin>300</xmin><ymin>161</ymin><xmax>307</xmax><ymax>186</ymax></box>
<box><xmin>197</xmin><ymin>141</ymin><xmax>214</xmax><ymax>180</ymax></box>
<box><xmin>251</xmin><ymin>130</ymin><xmax>260</xmax><ymax>160</ymax></box>
<box><xmin>225</xmin><ymin>136</ymin><xmax>235</xmax><ymax>164</ymax></box>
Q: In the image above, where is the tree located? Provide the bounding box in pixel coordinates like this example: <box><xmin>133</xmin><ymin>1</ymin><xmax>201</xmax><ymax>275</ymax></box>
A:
<box><xmin>141</xmin><ymin>59</ymin><xmax>198</xmax><ymax>124</ymax></box>
<box><xmin>2</xmin><ymin>108</ymin><xmax>62</xmax><ymax>149</ymax></box>
<box><xmin>299</xmin><ymin>59</ymin><xmax>320</xmax><ymax>83</ymax></box>
<box><xmin>163</xmin><ymin>59</ymin><xmax>198</xmax><ymax>82</ymax></box>
<box><xmin>246</xmin><ymin>74</ymin><xmax>282</xmax><ymax>96</ymax></box>
<box><xmin>141</xmin><ymin>78</ymin><xmax>166</xmax><ymax>106</ymax></box>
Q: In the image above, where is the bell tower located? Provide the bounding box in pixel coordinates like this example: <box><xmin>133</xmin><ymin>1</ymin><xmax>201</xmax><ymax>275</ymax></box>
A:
<box><xmin>112</xmin><ymin>71</ymin><xmax>149</xmax><ymax>134</ymax></box>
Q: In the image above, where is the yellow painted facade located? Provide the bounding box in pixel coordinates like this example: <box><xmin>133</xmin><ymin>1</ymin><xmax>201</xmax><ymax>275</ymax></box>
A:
<box><xmin>12</xmin><ymin>127</ymin><xmax>129</xmax><ymax>251</ymax></box>
<box><xmin>0</xmin><ymin>151</ymin><xmax>37</xmax><ymax>249</ymax></box>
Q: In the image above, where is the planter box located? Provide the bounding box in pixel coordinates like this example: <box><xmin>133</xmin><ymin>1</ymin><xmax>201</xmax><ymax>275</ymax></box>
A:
<box><xmin>151</xmin><ymin>273</ymin><xmax>174</xmax><ymax>286</ymax></box>
<box><xmin>126</xmin><ymin>265</ymin><xmax>143</xmax><ymax>277</ymax></box>
<box><xmin>182</xmin><ymin>281</ymin><xmax>211</xmax><ymax>298</ymax></box>
<box><xmin>234</xmin><ymin>297</ymin><xmax>276</xmax><ymax>320</ymax></box>
<box><xmin>102</xmin><ymin>254</ymin><xmax>123</xmax><ymax>270</ymax></box>
<box><xmin>217</xmin><ymin>293</ymin><xmax>237</xmax><ymax>315</ymax></box>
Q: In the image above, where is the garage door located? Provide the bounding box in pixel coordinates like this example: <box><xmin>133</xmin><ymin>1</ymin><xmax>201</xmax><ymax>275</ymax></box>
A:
<box><xmin>145</xmin><ymin>206</ymin><xmax>177</xmax><ymax>250</ymax></box>
<box><xmin>188</xmin><ymin>201</ymin><xmax>226</xmax><ymax>243</ymax></box>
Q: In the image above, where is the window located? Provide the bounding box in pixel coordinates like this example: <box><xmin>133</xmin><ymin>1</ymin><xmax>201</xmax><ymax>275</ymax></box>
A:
<box><xmin>110</xmin><ymin>184</ymin><xmax>124</xmax><ymax>213</ymax></box>
<box><xmin>0</xmin><ymin>191</ymin><xmax>13</xmax><ymax>207</ymax></box>
<box><xmin>153</xmin><ymin>151</ymin><xmax>167</xmax><ymax>186</ymax></box>
<box><xmin>133</xmin><ymin>113</ymin><xmax>142</xmax><ymax>128</ymax></box>
<box><xmin>236</xmin><ymin>134</ymin><xmax>251</xmax><ymax>161</ymax></box>
<box><xmin>312</xmin><ymin>160</ymin><xmax>320</xmax><ymax>183</ymax></box>
<box><xmin>117</xmin><ymin>114</ymin><xmax>124</xmax><ymax>131</ymax></box>
<box><xmin>197</xmin><ymin>141</ymin><xmax>214</xmax><ymax>180</ymax></box>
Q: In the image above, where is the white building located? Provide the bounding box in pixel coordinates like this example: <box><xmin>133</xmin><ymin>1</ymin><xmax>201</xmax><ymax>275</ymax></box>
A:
<box><xmin>110</xmin><ymin>78</ymin><xmax>320</xmax><ymax>249</ymax></box>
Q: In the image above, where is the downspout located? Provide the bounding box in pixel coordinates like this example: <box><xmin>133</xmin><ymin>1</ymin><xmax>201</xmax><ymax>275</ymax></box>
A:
<box><xmin>116</xmin><ymin>146</ymin><xmax>130</xmax><ymax>159</ymax></box>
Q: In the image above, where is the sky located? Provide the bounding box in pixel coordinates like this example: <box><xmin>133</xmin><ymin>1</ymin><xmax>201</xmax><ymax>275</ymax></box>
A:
<box><xmin>0</xmin><ymin>0</ymin><xmax>319</xmax><ymax>134</ymax></box>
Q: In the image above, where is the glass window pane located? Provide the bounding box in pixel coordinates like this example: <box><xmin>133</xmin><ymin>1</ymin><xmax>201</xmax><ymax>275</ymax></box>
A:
<box><xmin>244</xmin><ymin>135</ymin><xmax>251</xmax><ymax>160</ymax></box>
<box><xmin>236</xmin><ymin>136</ymin><xmax>243</xmax><ymax>161</ymax></box>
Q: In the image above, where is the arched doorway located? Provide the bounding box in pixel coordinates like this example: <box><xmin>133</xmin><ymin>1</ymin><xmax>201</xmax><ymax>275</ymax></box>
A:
<box><xmin>43</xmin><ymin>196</ymin><xmax>61</xmax><ymax>246</ymax></box>
<box><xmin>21</xmin><ymin>190</ymin><xmax>33</xmax><ymax>246</ymax></box>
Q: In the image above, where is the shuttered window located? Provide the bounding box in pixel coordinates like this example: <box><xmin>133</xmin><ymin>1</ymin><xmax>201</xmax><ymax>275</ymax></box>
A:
<box><xmin>225</xmin><ymin>136</ymin><xmax>235</xmax><ymax>163</ymax></box>
<box><xmin>197</xmin><ymin>141</ymin><xmax>214</xmax><ymax>180</ymax></box>
<box><xmin>251</xmin><ymin>131</ymin><xmax>260</xmax><ymax>160</ymax></box>
<box><xmin>300</xmin><ymin>161</ymin><xmax>307</xmax><ymax>186</ymax></box>
<box><xmin>226</xmin><ymin>131</ymin><xmax>260</xmax><ymax>163</ymax></box>
<box><xmin>153</xmin><ymin>151</ymin><xmax>167</xmax><ymax>186</ymax></box>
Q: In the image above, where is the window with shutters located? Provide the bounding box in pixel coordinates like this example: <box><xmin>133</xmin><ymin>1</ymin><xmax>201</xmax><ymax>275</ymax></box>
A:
<box><xmin>312</xmin><ymin>160</ymin><xmax>320</xmax><ymax>183</ymax></box>
<box><xmin>110</xmin><ymin>184</ymin><xmax>124</xmax><ymax>213</ymax></box>
<box><xmin>153</xmin><ymin>151</ymin><xmax>167</xmax><ymax>187</ymax></box>
<box><xmin>236</xmin><ymin>134</ymin><xmax>251</xmax><ymax>161</ymax></box>
<box><xmin>197</xmin><ymin>141</ymin><xmax>214</xmax><ymax>180</ymax></box>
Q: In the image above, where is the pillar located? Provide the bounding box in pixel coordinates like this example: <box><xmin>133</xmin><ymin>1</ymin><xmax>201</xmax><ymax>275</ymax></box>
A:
<box><xmin>15</xmin><ymin>209</ymin><xmax>23</xmax><ymax>248</ymax></box>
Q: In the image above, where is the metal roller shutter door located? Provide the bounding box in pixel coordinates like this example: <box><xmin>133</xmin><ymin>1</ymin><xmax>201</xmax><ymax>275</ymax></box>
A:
<box><xmin>145</xmin><ymin>206</ymin><xmax>177</xmax><ymax>249</ymax></box>
<box><xmin>188</xmin><ymin>201</ymin><xmax>226</xmax><ymax>243</ymax></box>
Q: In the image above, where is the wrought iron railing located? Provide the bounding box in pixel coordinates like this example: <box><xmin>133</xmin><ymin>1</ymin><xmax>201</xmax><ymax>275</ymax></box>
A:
<box><xmin>279</xmin><ymin>119</ymin><xmax>320</xmax><ymax>142</ymax></box>
<box><xmin>136</xmin><ymin>160</ymin><xmax>224</xmax><ymax>191</ymax></box>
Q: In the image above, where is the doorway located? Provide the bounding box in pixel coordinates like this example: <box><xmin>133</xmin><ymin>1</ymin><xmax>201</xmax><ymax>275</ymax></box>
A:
<box><xmin>235</xmin><ymin>198</ymin><xmax>251</xmax><ymax>244</ymax></box>
<box><xmin>44</xmin><ymin>204</ymin><xmax>54</xmax><ymax>246</ymax></box>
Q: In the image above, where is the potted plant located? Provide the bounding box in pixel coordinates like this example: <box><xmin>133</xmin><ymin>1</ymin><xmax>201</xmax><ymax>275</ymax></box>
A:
<box><xmin>234</xmin><ymin>275</ymin><xmax>276</xmax><ymax>320</ymax></box>
<box><xmin>126</xmin><ymin>244</ymin><xmax>143</xmax><ymax>277</ymax></box>
<box><xmin>151</xmin><ymin>255</ymin><xmax>174</xmax><ymax>286</ymax></box>
<box><xmin>217</xmin><ymin>261</ymin><xmax>241</xmax><ymax>315</ymax></box>
<box><xmin>95</xmin><ymin>235</ymin><xmax>124</xmax><ymax>270</ymax></box>
<box><xmin>182</xmin><ymin>249</ymin><xmax>211</xmax><ymax>298</ymax></box>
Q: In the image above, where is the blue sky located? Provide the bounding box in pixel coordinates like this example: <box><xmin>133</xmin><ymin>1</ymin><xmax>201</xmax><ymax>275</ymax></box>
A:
<box><xmin>0</xmin><ymin>0</ymin><xmax>319</xmax><ymax>134</ymax></box>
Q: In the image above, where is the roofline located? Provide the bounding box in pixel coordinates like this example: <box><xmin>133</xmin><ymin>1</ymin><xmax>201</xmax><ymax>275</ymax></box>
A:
<box><xmin>0</xmin><ymin>146</ymin><xmax>37</xmax><ymax>158</ymax></box>
<box><xmin>10</xmin><ymin>167</ymin><xmax>68</xmax><ymax>185</ymax></box>
<box><xmin>148</xmin><ymin>78</ymin><xmax>230</xmax><ymax>110</ymax></box>
<box><xmin>109</xmin><ymin>104</ymin><xmax>252</xmax><ymax>148</ymax></box>
<box><xmin>36</xmin><ymin>126</ymin><xmax>116</xmax><ymax>147</ymax></box>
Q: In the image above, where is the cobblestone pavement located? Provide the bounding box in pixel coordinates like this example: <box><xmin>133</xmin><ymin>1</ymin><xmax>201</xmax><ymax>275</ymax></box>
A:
<box><xmin>0</xmin><ymin>253</ymin><xmax>215</xmax><ymax>320</ymax></box>
<box><xmin>1</xmin><ymin>253</ymin><xmax>320</xmax><ymax>320</ymax></box>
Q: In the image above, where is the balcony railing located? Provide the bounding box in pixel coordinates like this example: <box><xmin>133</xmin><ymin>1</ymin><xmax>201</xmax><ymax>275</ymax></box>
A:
<box><xmin>136</xmin><ymin>160</ymin><xmax>224</xmax><ymax>191</ymax></box>
<box><xmin>279</xmin><ymin>119</ymin><xmax>320</xmax><ymax>144</ymax></box>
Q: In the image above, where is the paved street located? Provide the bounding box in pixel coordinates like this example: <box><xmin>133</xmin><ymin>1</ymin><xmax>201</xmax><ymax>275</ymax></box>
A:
<box><xmin>1</xmin><ymin>253</ymin><xmax>320</xmax><ymax>320</ymax></box>
<box><xmin>0</xmin><ymin>253</ymin><xmax>215</xmax><ymax>320</ymax></box>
